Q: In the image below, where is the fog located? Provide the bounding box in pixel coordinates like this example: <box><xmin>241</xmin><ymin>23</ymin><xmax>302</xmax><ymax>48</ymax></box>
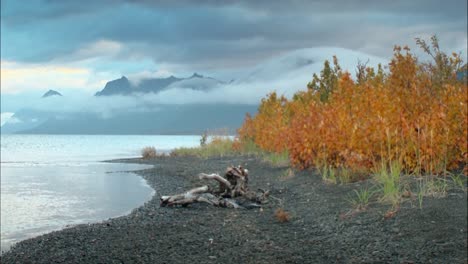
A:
<box><xmin>2</xmin><ymin>47</ymin><xmax>387</xmax><ymax>120</ymax></box>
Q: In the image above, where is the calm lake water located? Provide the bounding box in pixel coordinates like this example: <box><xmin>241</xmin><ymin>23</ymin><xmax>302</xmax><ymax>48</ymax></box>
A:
<box><xmin>0</xmin><ymin>134</ymin><xmax>201</xmax><ymax>252</ymax></box>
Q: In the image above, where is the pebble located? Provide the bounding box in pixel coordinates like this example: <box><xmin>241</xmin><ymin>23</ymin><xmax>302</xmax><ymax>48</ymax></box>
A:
<box><xmin>1</xmin><ymin>156</ymin><xmax>466</xmax><ymax>264</ymax></box>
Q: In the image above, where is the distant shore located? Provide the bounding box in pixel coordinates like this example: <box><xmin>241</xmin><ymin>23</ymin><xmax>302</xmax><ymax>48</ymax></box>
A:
<box><xmin>1</xmin><ymin>155</ymin><xmax>467</xmax><ymax>263</ymax></box>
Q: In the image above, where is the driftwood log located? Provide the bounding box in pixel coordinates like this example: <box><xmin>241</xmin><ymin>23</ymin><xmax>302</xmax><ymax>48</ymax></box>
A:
<box><xmin>160</xmin><ymin>165</ymin><xmax>269</xmax><ymax>209</ymax></box>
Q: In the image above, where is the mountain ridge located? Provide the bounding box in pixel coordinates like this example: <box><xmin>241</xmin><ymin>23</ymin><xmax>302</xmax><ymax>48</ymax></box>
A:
<box><xmin>42</xmin><ymin>90</ymin><xmax>63</xmax><ymax>98</ymax></box>
<box><xmin>95</xmin><ymin>73</ymin><xmax>224</xmax><ymax>96</ymax></box>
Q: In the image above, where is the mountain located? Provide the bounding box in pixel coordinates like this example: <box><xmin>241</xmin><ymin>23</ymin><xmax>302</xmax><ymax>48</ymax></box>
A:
<box><xmin>165</xmin><ymin>73</ymin><xmax>224</xmax><ymax>91</ymax></box>
<box><xmin>2</xmin><ymin>91</ymin><xmax>64</xmax><ymax>133</ymax></box>
<box><xmin>17</xmin><ymin>104</ymin><xmax>258</xmax><ymax>135</ymax></box>
<box><xmin>95</xmin><ymin>76</ymin><xmax>132</xmax><ymax>96</ymax></box>
<box><xmin>95</xmin><ymin>73</ymin><xmax>224</xmax><ymax>96</ymax></box>
<box><xmin>2</xmin><ymin>47</ymin><xmax>387</xmax><ymax>135</ymax></box>
<box><xmin>138</xmin><ymin>75</ymin><xmax>182</xmax><ymax>93</ymax></box>
<box><xmin>42</xmin><ymin>90</ymin><xmax>62</xmax><ymax>98</ymax></box>
<box><xmin>2</xmin><ymin>72</ymin><xmax>244</xmax><ymax>135</ymax></box>
<box><xmin>1</xmin><ymin>108</ymin><xmax>56</xmax><ymax>134</ymax></box>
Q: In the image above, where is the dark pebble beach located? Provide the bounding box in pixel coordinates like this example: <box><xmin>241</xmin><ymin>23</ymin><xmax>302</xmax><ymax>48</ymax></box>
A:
<box><xmin>1</xmin><ymin>155</ymin><xmax>467</xmax><ymax>263</ymax></box>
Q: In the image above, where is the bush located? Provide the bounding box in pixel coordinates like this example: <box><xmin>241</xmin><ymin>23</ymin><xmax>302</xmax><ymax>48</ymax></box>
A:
<box><xmin>200</xmin><ymin>131</ymin><xmax>208</xmax><ymax>146</ymax></box>
<box><xmin>141</xmin><ymin>146</ymin><xmax>157</xmax><ymax>159</ymax></box>
<box><xmin>237</xmin><ymin>36</ymin><xmax>467</xmax><ymax>178</ymax></box>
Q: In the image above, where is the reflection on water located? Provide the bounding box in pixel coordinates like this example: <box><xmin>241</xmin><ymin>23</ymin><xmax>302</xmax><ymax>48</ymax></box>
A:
<box><xmin>1</xmin><ymin>162</ymin><xmax>154</xmax><ymax>252</ymax></box>
<box><xmin>1</xmin><ymin>134</ymin><xmax>201</xmax><ymax>163</ymax></box>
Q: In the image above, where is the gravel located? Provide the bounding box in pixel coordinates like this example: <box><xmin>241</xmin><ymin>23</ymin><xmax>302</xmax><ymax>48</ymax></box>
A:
<box><xmin>1</xmin><ymin>155</ymin><xmax>467</xmax><ymax>263</ymax></box>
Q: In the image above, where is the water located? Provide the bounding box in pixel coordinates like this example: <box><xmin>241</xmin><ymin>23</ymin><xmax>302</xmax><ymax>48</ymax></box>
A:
<box><xmin>0</xmin><ymin>134</ymin><xmax>201</xmax><ymax>252</ymax></box>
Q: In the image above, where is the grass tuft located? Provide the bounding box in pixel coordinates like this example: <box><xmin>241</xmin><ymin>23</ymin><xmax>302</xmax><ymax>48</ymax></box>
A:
<box><xmin>279</xmin><ymin>168</ymin><xmax>295</xmax><ymax>181</ymax></box>
<box><xmin>374</xmin><ymin>161</ymin><xmax>402</xmax><ymax>206</ymax></box>
<box><xmin>451</xmin><ymin>174</ymin><xmax>466</xmax><ymax>191</ymax></box>
<box><xmin>417</xmin><ymin>179</ymin><xmax>425</xmax><ymax>209</ymax></box>
<box><xmin>319</xmin><ymin>165</ymin><xmax>337</xmax><ymax>184</ymax></box>
<box><xmin>347</xmin><ymin>187</ymin><xmax>376</xmax><ymax>210</ymax></box>
<box><xmin>416</xmin><ymin>177</ymin><xmax>451</xmax><ymax>209</ymax></box>
<box><xmin>425</xmin><ymin>178</ymin><xmax>448</xmax><ymax>197</ymax></box>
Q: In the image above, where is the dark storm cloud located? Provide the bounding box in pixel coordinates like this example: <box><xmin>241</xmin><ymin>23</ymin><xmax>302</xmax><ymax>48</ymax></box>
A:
<box><xmin>1</xmin><ymin>0</ymin><xmax>466</xmax><ymax>68</ymax></box>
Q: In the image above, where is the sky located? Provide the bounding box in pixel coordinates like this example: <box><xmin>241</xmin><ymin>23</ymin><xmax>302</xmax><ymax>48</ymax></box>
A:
<box><xmin>1</xmin><ymin>0</ymin><xmax>467</xmax><ymax>108</ymax></box>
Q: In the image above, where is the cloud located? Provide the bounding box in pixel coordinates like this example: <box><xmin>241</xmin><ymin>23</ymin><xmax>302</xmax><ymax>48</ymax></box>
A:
<box><xmin>69</xmin><ymin>40</ymin><xmax>123</xmax><ymax>61</ymax></box>
<box><xmin>127</xmin><ymin>69</ymin><xmax>175</xmax><ymax>86</ymax></box>
<box><xmin>143</xmin><ymin>47</ymin><xmax>387</xmax><ymax>104</ymax></box>
<box><xmin>0</xmin><ymin>60</ymin><xmax>104</xmax><ymax>93</ymax></box>
<box><xmin>0</xmin><ymin>52</ymin><xmax>157</xmax><ymax>94</ymax></box>
<box><xmin>1</xmin><ymin>0</ymin><xmax>466</xmax><ymax>72</ymax></box>
<box><xmin>4</xmin><ymin>47</ymin><xmax>387</xmax><ymax>118</ymax></box>
<box><xmin>1</xmin><ymin>112</ymin><xmax>15</xmax><ymax>126</ymax></box>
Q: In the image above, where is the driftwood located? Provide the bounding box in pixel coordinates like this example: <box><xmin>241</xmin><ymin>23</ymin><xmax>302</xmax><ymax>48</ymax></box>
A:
<box><xmin>160</xmin><ymin>165</ymin><xmax>268</xmax><ymax>209</ymax></box>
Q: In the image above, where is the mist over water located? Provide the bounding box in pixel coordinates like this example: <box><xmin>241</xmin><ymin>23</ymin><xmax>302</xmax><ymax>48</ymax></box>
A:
<box><xmin>0</xmin><ymin>134</ymin><xmax>201</xmax><ymax>252</ymax></box>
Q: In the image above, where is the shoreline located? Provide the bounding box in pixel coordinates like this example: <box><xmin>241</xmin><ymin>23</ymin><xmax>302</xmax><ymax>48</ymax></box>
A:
<box><xmin>1</xmin><ymin>155</ymin><xmax>467</xmax><ymax>263</ymax></box>
<box><xmin>0</xmin><ymin>159</ymin><xmax>155</xmax><ymax>255</ymax></box>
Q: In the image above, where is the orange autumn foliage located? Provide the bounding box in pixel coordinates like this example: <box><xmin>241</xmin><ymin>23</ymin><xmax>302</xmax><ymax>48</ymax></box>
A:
<box><xmin>237</xmin><ymin>39</ymin><xmax>467</xmax><ymax>175</ymax></box>
<box><xmin>237</xmin><ymin>92</ymin><xmax>290</xmax><ymax>153</ymax></box>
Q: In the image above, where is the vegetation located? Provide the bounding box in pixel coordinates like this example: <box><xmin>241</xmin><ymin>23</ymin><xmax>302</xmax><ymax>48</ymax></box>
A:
<box><xmin>417</xmin><ymin>180</ymin><xmax>425</xmax><ymax>209</ymax></box>
<box><xmin>415</xmin><ymin>176</ymin><xmax>452</xmax><ymax>209</ymax></box>
<box><xmin>280</xmin><ymin>168</ymin><xmax>295</xmax><ymax>180</ymax></box>
<box><xmin>200</xmin><ymin>131</ymin><xmax>208</xmax><ymax>146</ymax></box>
<box><xmin>319</xmin><ymin>165</ymin><xmax>337</xmax><ymax>184</ymax></box>
<box><xmin>347</xmin><ymin>187</ymin><xmax>377</xmax><ymax>210</ymax></box>
<box><xmin>451</xmin><ymin>174</ymin><xmax>467</xmax><ymax>191</ymax></box>
<box><xmin>236</xmin><ymin>36</ymin><xmax>466</xmax><ymax>181</ymax></box>
<box><xmin>170</xmin><ymin>36</ymin><xmax>466</xmax><ymax>211</ymax></box>
<box><xmin>274</xmin><ymin>208</ymin><xmax>291</xmax><ymax>223</ymax></box>
<box><xmin>141</xmin><ymin>146</ymin><xmax>157</xmax><ymax>159</ymax></box>
<box><xmin>171</xmin><ymin>136</ymin><xmax>234</xmax><ymax>158</ymax></box>
<box><xmin>171</xmin><ymin>134</ymin><xmax>290</xmax><ymax>168</ymax></box>
<box><xmin>374</xmin><ymin>161</ymin><xmax>402</xmax><ymax>207</ymax></box>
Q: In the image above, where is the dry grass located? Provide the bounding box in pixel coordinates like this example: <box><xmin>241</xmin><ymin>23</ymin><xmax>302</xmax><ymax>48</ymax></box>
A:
<box><xmin>262</xmin><ymin>151</ymin><xmax>290</xmax><ymax>167</ymax></box>
<box><xmin>274</xmin><ymin>208</ymin><xmax>290</xmax><ymax>223</ymax></box>
<box><xmin>171</xmin><ymin>136</ymin><xmax>234</xmax><ymax>158</ymax></box>
<box><xmin>141</xmin><ymin>146</ymin><xmax>157</xmax><ymax>159</ymax></box>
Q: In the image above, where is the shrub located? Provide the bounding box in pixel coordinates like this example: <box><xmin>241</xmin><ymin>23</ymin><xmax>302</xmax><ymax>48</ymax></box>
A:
<box><xmin>141</xmin><ymin>146</ymin><xmax>157</xmax><ymax>159</ymax></box>
<box><xmin>237</xmin><ymin>36</ymin><xmax>467</xmax><ymax>178</ymax></box>
<box><xmin>200</xmin><ymin>131</ymin><xmax>208</xmax><ymax>146</ymax></box>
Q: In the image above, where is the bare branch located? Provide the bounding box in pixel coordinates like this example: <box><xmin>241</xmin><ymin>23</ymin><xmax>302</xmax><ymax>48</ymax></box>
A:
<box><xmin>199</xmin><ymin>173</ymin><xmax>233</xmax><ymax>189</ymax></box>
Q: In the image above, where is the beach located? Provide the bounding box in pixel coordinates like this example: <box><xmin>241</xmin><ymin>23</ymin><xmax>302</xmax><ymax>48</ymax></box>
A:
<box><xmin>1</xmin><ymin>155</ymin><xmax>467</xmax><ymax>263</ymax></box>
